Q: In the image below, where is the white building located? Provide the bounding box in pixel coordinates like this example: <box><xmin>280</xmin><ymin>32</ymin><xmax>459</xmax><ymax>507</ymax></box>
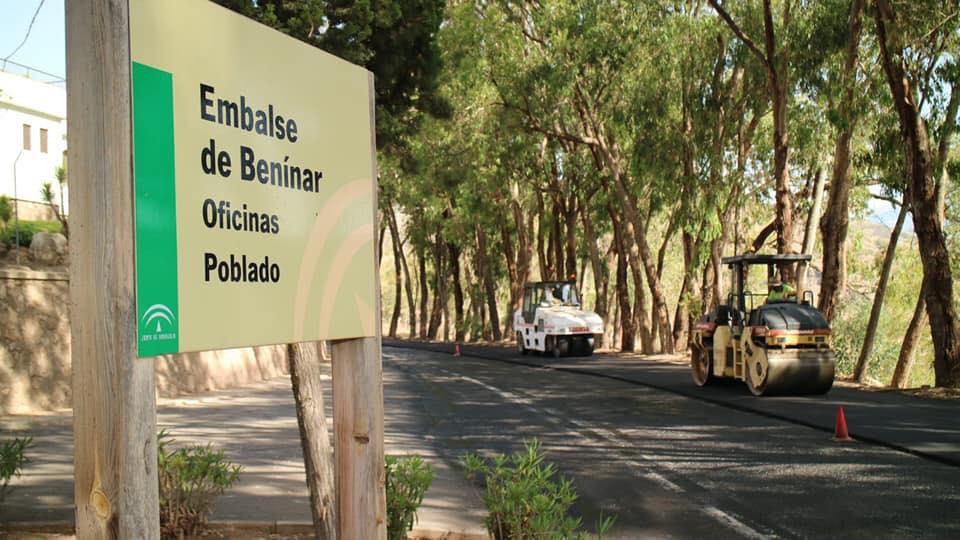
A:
<box><xmin>0</xmin><ymin>69</ymin><xmax>68</xmax><ymax>220</ymax></box>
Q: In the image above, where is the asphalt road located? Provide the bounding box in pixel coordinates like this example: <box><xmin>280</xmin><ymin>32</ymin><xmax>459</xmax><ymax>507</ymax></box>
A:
<box><xmin>385</xmin><ymin>341</ymin><xmax>960</xmax><ymax>539</ymax></box>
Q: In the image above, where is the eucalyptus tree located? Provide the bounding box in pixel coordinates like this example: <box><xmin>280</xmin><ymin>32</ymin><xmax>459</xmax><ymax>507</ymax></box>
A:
<box><xmin>708</xmin><ymin>0</ymin><xmax>801</xmax><ymax>265</ymax></box>
<box><xmin>215</xmin><ymin>0</ymin><xmax>448</xmax><ymax>150</ymax></box>
<box><xmin>874</xmin><ymin>0</ymin><xmax>960</xmax><ymax>387</ymax></box>
<box><xmin>817</xmin><ymin>0</ymin><xmax>868</xmax><ymax>321</ymax></box>
<box><xmin>466</xmin><ymin>0</ymin><xmax>686</xmax><ymax>351</ymax></box>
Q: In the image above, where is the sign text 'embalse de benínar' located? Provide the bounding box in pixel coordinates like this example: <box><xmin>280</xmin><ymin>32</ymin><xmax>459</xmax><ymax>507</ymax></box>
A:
<box><xmin>131</xmin><ymin>0</ymin><xmax>377</xmax><ymax>357</ymax></box>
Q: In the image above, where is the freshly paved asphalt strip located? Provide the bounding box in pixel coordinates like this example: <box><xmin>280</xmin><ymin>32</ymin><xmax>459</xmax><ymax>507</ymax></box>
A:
<box><xmin>384</xmin><ymin>343</ymin><xmax>960</xmax><ymax>538</ymax></box>
<box><xmin>386</xmin><ymin>339</ymin><xmax>960</xmax><ymax>467</ymax></box>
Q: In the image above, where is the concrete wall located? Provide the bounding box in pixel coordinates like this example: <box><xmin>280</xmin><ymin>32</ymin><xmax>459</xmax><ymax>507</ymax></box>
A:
<box><xmin>0</xmin><ymin>268</ymin><xmax>289</xmax><ymax>415</ymax></box>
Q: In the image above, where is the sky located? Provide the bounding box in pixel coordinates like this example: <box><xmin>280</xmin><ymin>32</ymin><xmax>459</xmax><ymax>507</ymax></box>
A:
<box><xmin>0</xmin><ymin>0</ymin><xmax>65</xmax><ymax>80</ymax></box>
<box><xmin>0</xmin><ymin>0</ymin><xmax>904</xmax><ymax>230</ymax></box>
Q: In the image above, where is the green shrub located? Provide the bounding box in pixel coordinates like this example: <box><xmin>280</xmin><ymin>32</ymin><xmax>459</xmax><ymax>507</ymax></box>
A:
<box><xmin>1</xmin><ymin>220</ymin><xmax>63</xmax><ymax>248</ymax></box>
<box><xmin>386</xmin><ymin>455</ymin><xmax>434</xmax><ymax>540</ymax></box>
<box><xmin>0</xmin><ymin>436</ymin><xmax>33</xmax><ymax>505</ymax></box>
<box><xmin>0</xmin><ymin>196</ymin><xmax>11</xmax><ymax>227</ymax></box>
<box><xmin>463</xmin><ymin>440</ymin><xmax>615</xmax><ymax>540</ymax></box>
<box><xmin>832</xmin><ymin>241</ymin><xmax>935</xmax><ymax>387</ymax></box>
<box><xmin>157</xmin><ymin>430</ymin><xmax>242</xmax><ymax>538</ymax></box>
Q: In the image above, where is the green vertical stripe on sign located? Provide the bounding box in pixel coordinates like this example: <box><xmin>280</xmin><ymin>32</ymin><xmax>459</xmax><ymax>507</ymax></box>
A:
<box><xmin>133</xmin><ymin>62</ymin><xmax>180</xmax><ymax>357</ymax></box>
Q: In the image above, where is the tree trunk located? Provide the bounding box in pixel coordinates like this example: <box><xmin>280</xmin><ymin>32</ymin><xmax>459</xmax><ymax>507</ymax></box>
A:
<box><xmin>581</xmin><ymin>205</ymin><xmax>608</xmax><ymax>348</ymax></box>
<box><xmin>287</xmin><ymin>342</ymin><xmax>337</xmax><ymax>539</ymax></box>
<box><xmin>611</xmin><ymin>281</ymin><xmax>621</xmax><ymax>349</ymax></box>
<box><xmin>604</xmin><ymin>243</ymin><xmax>618</xmax><ymax>347</ymax></box>
<box><xmin>448</xmin><ymin>242</ymin><xmax>465</xmax><ymax>342</ymax></box>
<box><xmin>378</xmin><ymin>221</ymin><xmax>387</xmax><ymax>269</ymax></box>
<box><xmin>890</xmin><ymin>77</ymin><xmax>958</xmax><ymax>388</ymax></box>
<box><xmin>819</xmin><ymin>0</ymin><xmax>865</xmax><ymax>321</ymax></box>
<box><xmin>504</xmin><ymin>198</ymin><xmax>533</xmax><ymax>338</ymax></box>
<box><xmin>427</xmin><ymin>231</ymin><xmax>444</xmax><ymax>340</ymax></box>
<box><xmin>400</xmin><ymin>243</ymin><xmax>416</xmax><ymax>339</ymax></box>
<box><xmin>746</xmin><ymin>219</ymin><xmax>779</xmax><ymax>255</ymax></box>
<box><xmin>387</xmin><ymin>207</ymin><xmax>403</xmax><ymax>338</ymax></box>
<box><xmin>673</xmin><ymin>232</ymin><xmax>695</xmax><ymax>352</ymax></box>
<box><xmin>440</xmin><ymin>237</ymin><xmax>450</xmax><ymax>342</ymax></box>
<box><xmin>417</xmin><ymin>243</ymin><xmax>429</xmax><ymax>340</ymax></box>
<box><xmin>632</xmin><ymin>260</ymin><xmax>653</xmax><ymax>354</ymax></box>
<box><xmin>701</xmin><ymin>253</ymin><xmax>716</xmax><ymax>314</ymax></box>
<box><xmin>565</xmin><ymin>197</ymin><xmax>578</xmax><ymax>280</ymax></box>
<box><xmin>892</xmin><ymin>277</ymin><xmax>928</xmax><ymax>389</ymax></box>
<box><xmin>798</xmin><ymin>168</ymin><xmax>825</xmax><ymax>294</ymax></box>
<box><xmin>536</xmin><ymin>193</ymin><xmax>550</xmax><ymax>281</ymax></box>
<box><xmin>387</xmin><ymin>205</ymin><xmax>416</xmax><ymax>338</ymax></box>
<box><xmin>769</xmin><ymin>19</ymin><xmax>794</xmax><ymax>263</ymax></box>
<box><xmin>500</xmin><ymin>221</ymin><xmax>519</xmax><ymax>334</ymax></box>
<box><xmin>609</xmin><ymin>204</ymin><xmax>652</xmax><ymax>353</ymax></box>
<box><xmin>567</xmin><ymin>87</ymin><xmax>671</xmax><ymax>352</ymax></box>
<box><xmin>477</xmin><ymin>227</ymin><xmax>503</xmax><ymax>341</ymax></box>
<box><xmin>876</xmin><ymin>1</ymin><xmax>960</xmax><ymax>387</ymax></box>
<box><xmin>613</xmin><ymin>225</ymin><xmax>635</xmax><ymax>352</ymax></box>
<box><xmin>853</xmin><ymin>200</ymin><xmax>908</xmax><ymax>382</ymax></box>
<box><xmin>656</xmin><ymin>210</ymin><xmax>679</xmax><ymax>287</ymax></box>
<box><xmin>552</xmin><ymin>200</ymin><xmax>564</xmax><ymax>280</ymax></box>
<box><xmin>477</xmin><ymin>284</ymin><xmax>489</xmax><ymax>341</ymax></box>
<box><xmin>710</xmin><ymin>0</ymin><xmax>794</xmax><ymax>265</ymax></box>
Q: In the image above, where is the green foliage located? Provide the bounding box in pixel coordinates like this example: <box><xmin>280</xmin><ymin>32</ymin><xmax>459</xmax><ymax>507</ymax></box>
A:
<box><xmin>0</xmin><ymin>195</ymin><xmax>11</xmax><ymax>228</ymax></box>
<box><xmin>0</xmin><ymin>436</ymin><xmax>33</xmax><ymax>505</ymax></box>
<box><xmin>212</xmin><ymin>0</ymin><xmax>447</xmax><ymax>150</ymax></box>
<box><xmin>463</xmin><ymin>440</ymin><xmax>615</xmax><ymax>540</ymax></box>
<box><xmin>211</xmin><ymin>0</ymin><xmax>959</xmax><ymax>384</ymax></box>
<box><xmin>1</xmin><ymin>220</ymin><xmax>62</xmax><ymax>248</ymax></box>
<box><xmin>386</xmin><ymin>454</ymin><xmax>434</xmax><ymax>540</ymax></box>
<box><xmin>832</xmin><ymin>239</ymin><xmax>935</xmax><ymax>386</ymax></box>
<box><xmin>40</xmin><ymin>182</ymin><xmax>54</xmax><ymax>206</ymax></box>
<box><xmin>54</xmin><ymin>166</ymin><xmax>66</xmax><ymax>187</ymax></box>
<box><xmin>831</xmin><ymin>296</ymin><xmax>870</xmax><ymax>378</ymax></box>
<box><xmin>0</xmin><ymin>197</ymin><xmax>12</xmax><ymax>229</ymax></box>
<box><xmin>157</xmin><ymin>430</ymin><xmax>242</xmax><ymax>539</ymax></box>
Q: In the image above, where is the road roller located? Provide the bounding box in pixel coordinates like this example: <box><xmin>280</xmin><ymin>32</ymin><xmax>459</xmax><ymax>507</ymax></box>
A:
<box><xmin>690</xmin><ymin>253</ymin><xmax>835</xmax><ymax>396</ymax></box>
<box><xmin>514</xmin><ymin>280</ymin><xmax>604</xmax><ymax>357</ymax></box>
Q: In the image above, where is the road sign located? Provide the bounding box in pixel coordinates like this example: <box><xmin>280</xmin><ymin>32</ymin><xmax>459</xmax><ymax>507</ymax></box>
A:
<box><xmin>130</xmin><ymin>0</ymin><xmax>377</xmax><ymax>357</ymax></box>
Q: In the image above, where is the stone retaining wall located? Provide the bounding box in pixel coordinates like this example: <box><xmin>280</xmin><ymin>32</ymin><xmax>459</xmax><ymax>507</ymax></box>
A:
<box><xmin>0</xmin><ymin>268</ymin><xmax>288</xmax><ymax>414</ymax></box>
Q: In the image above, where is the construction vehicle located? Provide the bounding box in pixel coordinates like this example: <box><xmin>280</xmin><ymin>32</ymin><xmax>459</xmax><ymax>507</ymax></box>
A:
<box><xmin>514</xmin><ymin>280</ymin><xmax>603</xmax><ymax>357</ymax></box>
<box><xmin>690</xmin><ymin>254</ymin><xmax>835</xmax><ymax>396</ymax></box>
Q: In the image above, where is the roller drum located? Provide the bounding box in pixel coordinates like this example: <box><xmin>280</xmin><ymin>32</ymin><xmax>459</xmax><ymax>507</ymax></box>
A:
<box><xmin>751</xmin><ymin>349</ymin><xmax>835</xmax><ymax>396</ymax></box>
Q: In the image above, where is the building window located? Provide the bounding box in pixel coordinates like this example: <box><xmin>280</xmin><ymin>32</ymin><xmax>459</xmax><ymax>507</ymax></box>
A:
<box><xmin>22</xmin><ymin>124</ymin><xmax>31</xmax><ymax>150</ymax></box>
<box><xmin>40</xmin><ymin>128</ymin><xmax>48</xmax><ymax>153</ymax></box>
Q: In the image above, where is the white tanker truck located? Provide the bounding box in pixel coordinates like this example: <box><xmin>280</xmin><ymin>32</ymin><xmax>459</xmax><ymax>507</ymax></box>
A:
<box><xmin>514</xmin><ymin>280</ymin><xmax>604</xmax><ymax>357</ymax></box>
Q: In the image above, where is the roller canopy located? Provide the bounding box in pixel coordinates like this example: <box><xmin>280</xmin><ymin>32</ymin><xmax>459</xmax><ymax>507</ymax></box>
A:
<box><xmin>722</xmin><ymin>253</ymin><xmax>812</xmax><ymax>265</ymax></box>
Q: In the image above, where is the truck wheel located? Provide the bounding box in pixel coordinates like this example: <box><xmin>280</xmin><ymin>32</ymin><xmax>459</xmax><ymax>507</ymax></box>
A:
<box><xmin>553</xmin><ymin>338</ymin><xmax>563</xmax><ymax>358</ymax></box>
<box><xmin>583</xmin><ymin>337</ymin><xmax>595</xmax><ymax>356</ymax></box>
<box><xmin>517</xmin><ymin>332</ymin><xmax>528</xmax><ymax>355</ymax></box>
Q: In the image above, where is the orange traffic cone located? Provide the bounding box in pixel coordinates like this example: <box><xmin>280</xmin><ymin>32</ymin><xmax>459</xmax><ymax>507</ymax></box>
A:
<box><xmin>454</xmin><ymin>343</ymin><xmax>462</xmax><ymax>357</ymax></box>
<box><xmin>833</xmin><ymin>406</ymin><xmax>853</xmax><ymax>442</ymax></box>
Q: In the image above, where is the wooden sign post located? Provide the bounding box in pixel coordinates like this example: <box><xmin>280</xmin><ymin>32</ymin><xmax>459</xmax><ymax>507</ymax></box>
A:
<box><xmin>333</xmin><ymin>337</ymin><xmax>387</xmax><ymax>538</ymax></box>
<box><xmin>330</xmin><ymin>73</ymin><xmax>387</xmax><ymax>538</ymax></box>
<box><xmin>67</xmin><ymin>1</ymin><xmax>160</xmax><ymax>537</ymax></box>
<box><xmin>67</xmin><ymin>1</ymin><xmax>385</xmax><ymax>537</ymax></box>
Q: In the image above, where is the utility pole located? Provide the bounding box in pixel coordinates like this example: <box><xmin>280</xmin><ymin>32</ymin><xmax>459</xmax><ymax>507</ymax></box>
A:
<box><xmin>13</xmin><ymin>149</ymin><xmax>22</xmax><ymax>265</ymax></box>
